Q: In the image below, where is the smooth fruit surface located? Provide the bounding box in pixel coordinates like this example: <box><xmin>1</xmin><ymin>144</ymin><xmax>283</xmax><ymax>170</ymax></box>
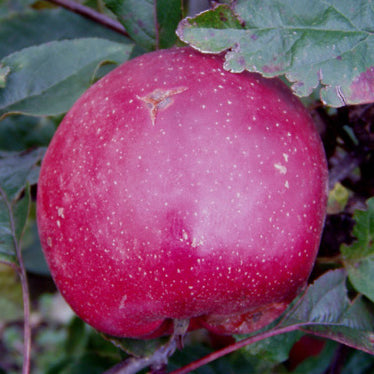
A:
<box><xmin>37</xmin><ymin>47</ymin><xmax>328</xmax><ymax>338</ymax></box>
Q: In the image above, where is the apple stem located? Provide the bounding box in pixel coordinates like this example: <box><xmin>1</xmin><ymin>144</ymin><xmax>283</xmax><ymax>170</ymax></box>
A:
<box><xmin>173</xmin><ymin>319</ymin><xmax>190</xmax><ymax>349</ymax></box>
<box><xmin>103</xmin><ymin>319</ymin><xmax>189</xmax><ymax>374</ymax></box>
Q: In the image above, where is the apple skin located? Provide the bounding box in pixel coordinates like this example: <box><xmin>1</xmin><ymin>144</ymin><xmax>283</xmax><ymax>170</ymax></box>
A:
<box><xmin>37</xmin><ymin>47</ymin><xmax>328</xmax><ymax>338</ymax></box>
<box><xmin>287</xmin><ymin>335</ymin><xmax>326</xmax><ymax>371</ymax></box>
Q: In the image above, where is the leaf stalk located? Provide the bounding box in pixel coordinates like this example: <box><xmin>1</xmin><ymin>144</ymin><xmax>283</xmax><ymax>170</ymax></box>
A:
<box><xmin>0</xmin><ymin>186</ymin><xmax>31</xmax><ymax>374</ymax></box>
<box><xmin>46</xmin><ymin>0</ymin><xmax>130</xmax><ymax>37</ymax></box>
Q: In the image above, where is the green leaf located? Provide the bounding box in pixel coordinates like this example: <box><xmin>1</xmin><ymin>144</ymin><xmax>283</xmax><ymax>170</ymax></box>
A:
<box><xmin>22</xmin><ymin>217</ymin><xmax>50</xmax><ymax>275</ymax></box>
<box><xmin>0</xmin><ymin>8</ymin><xmax>130</xmax><ymax>60</ymax></box>
<box><xmin>242</xmin><ymin>330</ymin><xmax>302</xmax><ymax>364</ymax></box>
<box><xmin>0</xmin><ymin>183</ymin><xmax>30</xmax><ymax>264</ymax></box>
<box><xmin>342</xmin><ymin>350</ymin><xmax>374</xmax><ymax>374</ymax></box>
<box><xmin>104</xmin><ymin>0</ymin><xmax>182</xmax><ymax>50</ymax></box>
<box><xmin>0</xmin><ymin>149</ymin><xmax>44</xmax><ymax>264</ymax></box>
<box><xmin>281</xmin><ymin>269</ymin><xmax>374</xmax><ymax>355</ymax></box>
<box><xmin>156</xmin><ymin>0</ymin><xmax>184</xmax><ymax>49</ymax></box>
<box><xmin>301</xmin><ymin>296</ymin><xmax>374</xmax><ymax>356</ymax></box>
<box><xmin>284</xmin><ymin>269</ymin><xmax>350</xmax><ymax>325</ymax></box>
<box><xmin>105</xmin><ymin>334</ymin><xmax>167</xmax><ymax>358</ymax></box>
<box><xmin>176</xmin><ymin>0</ymin><xmax>374</xmax><ymax>107</ymax></box>
<box><xmin>177</xmin><ymin>4</ymin><xmax>243</xmax><ymax>52</ymax></box>
<box><xmin>322</xmin><ymin>66</ymin><xmax>374</xmax><ymax>107</ymax></box>
<box><xmin>65</xmin><ymin>317</ymin><xmax>90</xmax><ymax>357</ymax></box>
<box><xmin>0</xmin><ymin>0</ymin><xmax>34</xmax><ymax>17</ymax></box>
<box><xmin>169</xmin><ymin>343</ymin><xmax>255</xmax><ymax>374</ymax></box>
<box><xmin>0</xmin><ymin>38</ymin><xmax>134</xmax><ymax>119</ymax></box>
<box><xmin>43</xmin><ymin>323</ymin><xmax>121</xmax><ymax>374</ymax></box>
<box><xmin>45</xmin><ymin>353</ymin><xmax>116</xmax><ymax>374</ymax></box>
<box><xmin>0</xmin><ymin>148</ymin><xmax>44</xmax><ymax>200</ymax></box>
<box><xmin>0</xmin><ymin>115</ymin><xmax>56</xmax><ymax>152</ymax></box>
<box><xmin>341</xmin><ymin>197</ymin><xmax>374</xmax><ymax>302</ymax></box>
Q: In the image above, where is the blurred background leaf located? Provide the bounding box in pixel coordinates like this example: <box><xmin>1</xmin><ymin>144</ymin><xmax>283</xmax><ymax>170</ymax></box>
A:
<box><xmin>0</xmin><ymin>115</ymin><xmax>56</xmax><ymax>152</ymax></box>
<box><xmin>0</xmin><ymin>38</ymin><xmax>134</xmax><ymax>118</ymax></box>
<box><xmin>0</xmin><ymin>0</ymin><xmax>34</xmax><ymax>16</ymax></box>
<box><xmin>0</xmin><ymin>8</ymin><xmax>129</xmax><ymax>60</ymax></box>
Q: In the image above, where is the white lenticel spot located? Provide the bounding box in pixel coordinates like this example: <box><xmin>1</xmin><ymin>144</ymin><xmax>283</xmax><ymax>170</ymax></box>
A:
<box><xmin>274</xmin><ymin>163</ymin><xmax>287</xmax><ymax>174</ymax></box>
<box><xmin>57</xmin><ymin>207</ymin><xmax>65</xmax><ymax>218</ymax></box>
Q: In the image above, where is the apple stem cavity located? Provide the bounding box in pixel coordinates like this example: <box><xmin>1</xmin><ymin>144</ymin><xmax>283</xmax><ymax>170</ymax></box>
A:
<box><xmin>137</xmin><ymin>87</ymin><xmax>188</xmax><ymax>126</ymax></box>
<box><xmin>103</xmin><ymin>319</ymin><xmax>189</xmax><ymax>374</ymax></box>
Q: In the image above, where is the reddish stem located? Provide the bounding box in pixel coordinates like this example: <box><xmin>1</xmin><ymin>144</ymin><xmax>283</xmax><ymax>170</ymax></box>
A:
<box><xmin>46</xmin><ymin>0</ymin><xmax>129</xmax><ymax>37</ymax></box>
<box><xmin>18</xmin><ymin>262</ymin><xmax>32</xmax><ymax>374</ymax></box>
<box><xmin>0</xmin><ymin>187</ymin><xmax>32</xmax><ymax>374</ymax></box>
<box><xmin>0</xmin><ymin>259</ymin><xmax>21</xmax><ymax>272</ymax></box>
<box><xmin>168</xmin><ymin>324</ymin><xmax>303</xmax><ymax>374</ymax></box>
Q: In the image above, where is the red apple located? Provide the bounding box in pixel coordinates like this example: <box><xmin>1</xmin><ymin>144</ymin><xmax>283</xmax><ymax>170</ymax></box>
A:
<box><xmin>287</xmin><ymin>335</ymin><xmax>326</xmax><ymax>371</ymax></box>
<box><xmin>37</xmin><ymin>47</ymin><xmax>328</xmax><ymax>338</ymax></box>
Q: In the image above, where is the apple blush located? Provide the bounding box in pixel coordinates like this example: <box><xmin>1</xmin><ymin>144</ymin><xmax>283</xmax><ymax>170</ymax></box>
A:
<box><xmin>37</xmin><ymin>47</ymin><xmax>328</xmax><ymax>338</ymax></box>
